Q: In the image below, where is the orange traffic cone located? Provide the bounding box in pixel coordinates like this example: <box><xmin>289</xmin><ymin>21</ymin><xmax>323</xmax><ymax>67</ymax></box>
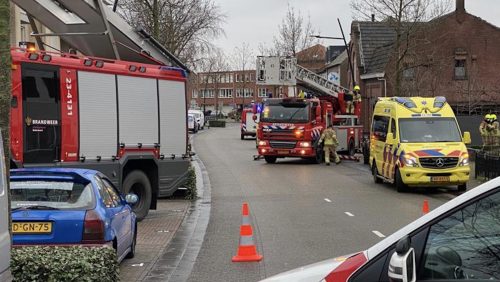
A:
<box><xmin>232</xmin><ymin>202</ymin><xmax>263</xmax><ymax>262</ymax></box>
<box><xmin>422</xmin><ymin>199</ymin><xmax>430</xmax><ymax>215</ymax></box>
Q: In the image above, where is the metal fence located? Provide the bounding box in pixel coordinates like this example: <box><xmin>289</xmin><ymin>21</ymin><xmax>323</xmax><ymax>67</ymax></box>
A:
<box><xmin>475</xmin><ymin>150</ymin><xmax>500</xmax><ymax>180</ymax></box>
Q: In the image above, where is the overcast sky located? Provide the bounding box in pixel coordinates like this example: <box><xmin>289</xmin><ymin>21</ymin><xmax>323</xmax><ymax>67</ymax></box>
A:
<box><xmin>212</xmin><ymin>0</ymin><xmax>500</xmax><ymax>56</ymax></box>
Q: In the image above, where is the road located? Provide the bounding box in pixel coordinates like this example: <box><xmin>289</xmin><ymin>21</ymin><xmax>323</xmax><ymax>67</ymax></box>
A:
<box><xmin>186</xmin><ymin>122</ymin><xmax>477</xmax><ymax>282</ymax></box>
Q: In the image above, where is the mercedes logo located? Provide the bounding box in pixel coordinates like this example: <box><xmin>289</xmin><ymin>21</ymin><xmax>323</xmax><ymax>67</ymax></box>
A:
<box><xmin>435</xmin><ymin>158</ymin><xmax>445</xmax><ymax>167</ymax></box>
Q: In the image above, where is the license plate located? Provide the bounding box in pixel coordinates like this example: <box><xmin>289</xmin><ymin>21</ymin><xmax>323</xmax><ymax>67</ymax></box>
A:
<box><xmin>278</xmin><ymin>150</ymin><xmax>289</xmax><ymax>154</ymax></box>
<box><xmin>12</xmin><ymin>222</ymin><xmax>52</xmax><ymax>234</ymax></box>
<box><xmin>431</xmin><ymin>176</ymin><xmax>450</xmax><ymax>182</ymax></box>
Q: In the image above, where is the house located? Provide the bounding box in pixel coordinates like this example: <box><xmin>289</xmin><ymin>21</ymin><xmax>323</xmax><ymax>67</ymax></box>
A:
<box><xmin>318</xmin><ymin>50</ymin><xmax>349</xmax><ymax>88</ymax></box>
<box><xmin>350</xmin><ymin>0</ymin><xmax>500</xmax><ymax>129</ymax></box>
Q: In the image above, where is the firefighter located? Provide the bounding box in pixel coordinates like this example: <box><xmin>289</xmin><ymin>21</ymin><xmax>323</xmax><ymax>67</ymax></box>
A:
<box><xmin>298</xmin><ymin>90</ymin><xmax>305</xmax><ymax>99</ymax></box>
<box><xmin>480</xmin><ymin>114</ymin><xmax>489</xmax><ymax>149</ymax></box>
<box><xmin>491</xmin><ymin>114</ymin><xmax>500</xmax><ymax>153</ymax></box>
<box><xmin>485</xmin><ymin>114</ymin><xmax>495</xmax><ymax>151</ymax></box>
<box><xmin>353</xmin><ymin>85</ymin><xmax>362</xmax><ymax>116</ymax></box>
<box><xmin>345</xmin><ymin>91</ymin><xmax>354</xmax><ymax>114</ymax></box>
<box><xmin>319</xmin><ymin>125</ymin><xmax>340</xmax><ymax>165</ymax></box>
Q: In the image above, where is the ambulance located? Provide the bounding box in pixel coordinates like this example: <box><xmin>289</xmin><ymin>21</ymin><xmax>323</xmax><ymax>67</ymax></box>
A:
<box><xmin>370</xmin><ymin>97</ymin><xmax>471</xmax><ymax>192</ymax></box>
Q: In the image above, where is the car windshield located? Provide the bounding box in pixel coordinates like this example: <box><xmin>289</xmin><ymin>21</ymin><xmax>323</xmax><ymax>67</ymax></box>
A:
<box><xmin>188</xmin><ymin>116</ymin><xmax>194</xmax><ymax>121</ymax></box>
<box><xmin>10</xmin><ymin>180</ymin><xmax>94</xmax><ymax>210</ymax></box>
<box><xmin>399</xmin><ymin>117</ymin><xmax>462</xmax><ymax>143</ymax></box>
<box><xmin>260</xmin><ymin>103</ymin><xmax>310</xmax><ymax>123</ymax></box>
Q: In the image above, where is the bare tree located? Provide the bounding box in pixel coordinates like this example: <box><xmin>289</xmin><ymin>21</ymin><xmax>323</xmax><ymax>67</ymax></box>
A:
<box><xmin>231</xmin><ymin>42</ymin><xmax>254</xmax><ymax>110</ymax></box>
<box><xmin>351</xmin><ymin>0</ymin><xmax>452</xmax><ymax>95</ymax></box>
<box><xmin>119</xmin><ymin>0</ymin><xmax>226</xmax><ymax>68</ymax></box>
<box><xmin>273</xmin><ymin>4</ymin><xmax>318</xmax><ymax>56</ymax></box>
<box><xmin>197</xmin><ymin>48</ymin><xmax>227</xmax><ymax>115</ymax></box>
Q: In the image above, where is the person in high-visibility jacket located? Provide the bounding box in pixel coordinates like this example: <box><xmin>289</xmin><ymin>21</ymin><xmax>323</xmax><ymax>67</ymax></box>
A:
<box><xmin>491</xmin><ymin>114</ymin><xmax>500</xmax><ymax>152</ymax></box>
<box><xmin>319</xmin><ymin>125</ymin><xmax>340</xmax><ymax>165</ymax></box>
<box><xmin>480</xmin><ymin>114</ymin><xmax>489</xmax><ymax>149</ymax></box>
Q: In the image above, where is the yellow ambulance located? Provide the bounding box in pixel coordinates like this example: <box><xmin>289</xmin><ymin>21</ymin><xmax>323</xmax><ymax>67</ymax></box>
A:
<box><xmin>370</xmin><ymin>96</ymin><xmax>471</xmax><ymax>192</ymax></box>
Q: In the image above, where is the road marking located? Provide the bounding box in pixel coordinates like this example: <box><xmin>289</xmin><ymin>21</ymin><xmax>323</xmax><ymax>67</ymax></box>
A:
<box><xmin>324</xmin><ymin>198</ymin><xmax>332</xmax><ymax>203</ymax></box>
<box><xmin>344</xmin><ymin>212</ymin><xmax>354</xmax><ymax>217</ymax></box>
<box><xmin>372</xmin><ymin>230</ymin><xmax>386</xmax><ymax>238</ymax></box>
<box><xmin>131</xmin><ymin>263</ymin><xmax>144</xmax><ymax>267</ymax></box>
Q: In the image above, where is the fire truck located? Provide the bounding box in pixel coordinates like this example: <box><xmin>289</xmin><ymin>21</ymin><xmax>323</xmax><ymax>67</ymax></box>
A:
<box><xmin>240</xmin><ymin>107</ymin><xmax>260</xmax><ymax>140</ymax></box>
<box><xmin>10</xmin><ymin>48</ymin><xmax>190</xmax><ymax>220</ymax></box>
<box><xmin>255</xmin><ymin>56</ymin><xmax>363</xmax><ymax>163</ymax></box>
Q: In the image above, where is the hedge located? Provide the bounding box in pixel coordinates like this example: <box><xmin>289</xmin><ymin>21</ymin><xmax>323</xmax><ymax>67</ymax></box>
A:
<box><xmin>208</xmin><ymin>120</ymin><xmax>226</xmax><ymax>127</ymax></box>
<box><xmin>11</xmin><ymin>246</ymin><xmax>119</xmax><ymax>282</ymax></box>
<box><xmin>184</xmin><ymin>165</ymin><xmax>197</xmax><ymax>200</ymax></box>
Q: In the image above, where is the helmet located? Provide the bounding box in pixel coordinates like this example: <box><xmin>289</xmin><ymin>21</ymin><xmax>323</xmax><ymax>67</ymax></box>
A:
<box><xmin>354</xmin><ymin>85</ymin><xmax>361</xmax><ymax>91</ymax></box>
<box><xmin>493</xmin><ymin>114</ymin><xmax>498</xmax><ymax>120</ymax></box>
<box><xmin>485</xmin><ymin>114</ymin><xmax>492</xmax><ymax>120</ymax></box>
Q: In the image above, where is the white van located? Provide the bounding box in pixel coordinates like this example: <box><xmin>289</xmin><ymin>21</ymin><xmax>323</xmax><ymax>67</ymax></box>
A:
<box><xmin>188</xmin><ymin>113</ymin><xmax>198</xmax><ymax>133</ymax></box>
<box><xmin>0</xmin><ymin>131</ymin><xmax>11</xmax><ymax>282</ymax></box>
<box><xmin>188</xmin><ymin>109</ymin><xmax>205</xmax><ymax>130</ymax></box>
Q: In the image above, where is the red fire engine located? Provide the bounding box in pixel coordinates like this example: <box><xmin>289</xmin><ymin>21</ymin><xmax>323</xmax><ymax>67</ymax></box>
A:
<box><xmin>10</xmin><ymin>48</ymin><xmax>190</xmax><ymax>220</ymax></box>
<box><xmin>240</xmin><ymin>107</ymin><xmax>260</xmax><ymax>140</ymax></box>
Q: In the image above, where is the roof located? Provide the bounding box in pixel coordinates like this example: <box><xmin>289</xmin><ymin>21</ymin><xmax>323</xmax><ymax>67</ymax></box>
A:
<box><xmin>11</xmin><ymin>168</ymin><xmax>97</xmax><ymax>182</ymax></box>
<box><xmin>324</xmin><ymin>50</ymin><xmax>348</xmax><ymax>69</ymax></box>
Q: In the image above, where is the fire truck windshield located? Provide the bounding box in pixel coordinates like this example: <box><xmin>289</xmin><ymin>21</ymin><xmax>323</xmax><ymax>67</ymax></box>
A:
<box><xmin>260</xmin><ymin>103</ymin><xmax>310</xmax><ymax>123</ymax></box>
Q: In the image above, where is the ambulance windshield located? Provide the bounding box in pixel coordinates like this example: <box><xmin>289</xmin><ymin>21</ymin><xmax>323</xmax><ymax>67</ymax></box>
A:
<box><xmin>260</xmin><ymin>103</ymin><xmax>310</xmax><ymax>123</ymax></box>
<box><xmin>399</xmin><ymin>118</ymin><xmax>462</xmax><ymax>143</ymax></box>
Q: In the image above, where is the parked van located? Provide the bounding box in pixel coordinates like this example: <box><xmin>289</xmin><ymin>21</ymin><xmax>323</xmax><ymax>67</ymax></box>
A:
<box><xmin>188</xmin><ymin>113</ymin><xmax>198</xmax><ymax>133</ymax></box>
<box><xmin>0</xmin><ymin>131</ymin><xmax>11</xmax><ymax>282</ymax></box>
<box><xmin>188</xmin><ymin>109</ymin><xmax>205</xmax><ymax>130</ymax></box>
<box><xmin>370</xmin><ymin>97</ymin><xmax>471</xmax><ymax>192</ymax></box>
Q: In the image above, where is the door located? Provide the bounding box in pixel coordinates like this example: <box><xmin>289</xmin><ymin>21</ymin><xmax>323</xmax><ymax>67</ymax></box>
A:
<box><xmin>22</xmin><ymin>64</ymin><xmax>61</xmax><ymax>163</ymax></box>
<box><xmin>371</xmin><ymin>115</ymin><xmax>390</xmax><ymax>172</ymax></box>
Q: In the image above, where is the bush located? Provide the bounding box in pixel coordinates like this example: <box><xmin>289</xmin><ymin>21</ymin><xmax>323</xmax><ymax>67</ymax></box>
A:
<box><xmin>184</xmin><ymin>165</ymin><xmax>197</xmax><ymax>200</ymax></box>
<box><xmin>209</xmin><ymin>120</ymin><xmax>226</xmax><ymax>127</ymax></box>
<box><xmin>11</xmin><ymin>246</ymin><xmax>119</xmax><ymax>282</ymax></box>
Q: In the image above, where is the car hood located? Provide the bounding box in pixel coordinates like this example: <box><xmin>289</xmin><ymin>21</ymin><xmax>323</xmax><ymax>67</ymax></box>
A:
<box><xmin>259</xmin><ymin>254</ymin><xmax>357</xmax><ymax>282</ymax></box>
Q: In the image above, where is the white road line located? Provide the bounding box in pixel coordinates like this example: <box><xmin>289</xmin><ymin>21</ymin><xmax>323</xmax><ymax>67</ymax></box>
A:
<box><xmin>324</xmin><ymin>198</ymin><xmax>332</xmax><ymax>203</ymax></box>
<box><xmin>372</xmin><ymin>230</ymin><xmax>386</xmax><ymax>238</ymax></box>
<box><xmin>344</xmin><ymin>212</ymin><xmax>354</xmax><ymax>217</ymax></box>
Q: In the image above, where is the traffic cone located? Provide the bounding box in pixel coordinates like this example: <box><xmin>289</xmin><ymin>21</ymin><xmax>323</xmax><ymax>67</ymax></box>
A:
<box><xmin>232</xmin><ymin>202</ymin><xmax>263</xmax><ymax>262</ymax></box>
<box><xmin>422</xmin><ymin>199</ymin><xmax>430</xmax><ymax>215</ymax></box>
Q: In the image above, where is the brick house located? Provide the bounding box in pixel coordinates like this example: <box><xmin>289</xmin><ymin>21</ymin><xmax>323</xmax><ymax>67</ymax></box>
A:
<box><xmin>350</xmin><ymin>0</ymin><xmax>500</xmax><ymax>130</ymax></box>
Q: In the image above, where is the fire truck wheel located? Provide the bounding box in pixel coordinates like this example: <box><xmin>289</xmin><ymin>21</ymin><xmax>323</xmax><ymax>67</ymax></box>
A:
<box><xmin>264</xmin><ymin>156</ymin><xmax>277</xmax><ymax>164</ymax></box>
<box><xmin>348</xmin><ymin>140</ymin><xmax>355</xmax><ymax>156</ymax></box>
<box><xmin>123</xmin><ymin>170</ymin><xmax>152</xmax><ymax>221</ymax></box>
<box><xmin>372</xmin><ymin>163</ymin><xmax>382</xmax><ymax>184</ymax></box>
<box><xmin>395</xmin><ymin>168</ymin><xmax>409</xmax><ymax>193</ymax></box>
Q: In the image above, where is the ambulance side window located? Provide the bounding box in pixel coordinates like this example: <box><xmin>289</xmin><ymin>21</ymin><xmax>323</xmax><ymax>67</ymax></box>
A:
<box><xmin>372</xmin><ymin>115</ymin><xmax>389</xmax><ymax>142</ymax></box>
<box><xmin>390</xmin><ymin>119</ymin><xmax>396</xmax><ymax>134</ymax></box>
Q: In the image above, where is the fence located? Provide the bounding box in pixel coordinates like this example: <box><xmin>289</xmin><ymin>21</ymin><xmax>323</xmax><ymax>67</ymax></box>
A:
<box><xmin>474</xmin><ymin>150</ymin><xmax>500</xmax><ymax>180</ymax></box>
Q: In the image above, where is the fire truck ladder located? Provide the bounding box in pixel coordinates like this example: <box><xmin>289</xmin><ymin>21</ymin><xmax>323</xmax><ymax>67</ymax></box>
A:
<box><xmin>295</xmin><ymin>64</ymin><xmax>349</xmax><ymax>98</ymax></box>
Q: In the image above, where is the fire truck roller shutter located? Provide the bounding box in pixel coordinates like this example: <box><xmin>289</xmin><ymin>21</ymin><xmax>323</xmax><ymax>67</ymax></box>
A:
<box><xmin>117</xmin><ymin>76</ymin><xmax>159</xmax><ymax>146</ymax></box>
<box><xmin>158</xmin><ymin>80</ymin><xmax>187</xmax><ymax>155</ymax></box>
<box><xmin>78</xmin><ymin>71</ymin><xmax>118</xmax><ymax>159</ymax></box>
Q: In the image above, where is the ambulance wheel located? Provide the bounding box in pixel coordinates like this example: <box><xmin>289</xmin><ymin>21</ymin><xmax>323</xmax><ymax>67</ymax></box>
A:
<box><xmin>395</xmin><ymin>168</ymin><xmax>408</xmax><ymax>193</ymax></box>
<box><xmin>264</xmin><ymin>156</ymin><xmax>277</xmax><ymax>164</ymax></box>
<box><xmin>372</xmin><ymin>163</ymin><xmax>382</xmax><ymax>184</ymax></box>
<box><xmin>123</xmin><ymin>170</ymin><xmax>152</xmax><ymax>221</ymax></box>
<box><xmin>240</xmin><ymin>134</ymin><xmax>244</xmax><ymax>140</ymax></box>
<box><xmin>348</xmin><ymin>140</ymin><xmax>355</xmax><ymax>156</ymax></box>
<box><xmin>458</xmin><ymin>183</ymin><xmax>467</xmax><ymax>192</ymax></box>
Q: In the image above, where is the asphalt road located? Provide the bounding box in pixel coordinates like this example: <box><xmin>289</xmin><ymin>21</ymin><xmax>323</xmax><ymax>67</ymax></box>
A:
<box><xmin>187</xmin><ymin>123</ymin><xmax>478</xmax><ymax>282</ymax></box>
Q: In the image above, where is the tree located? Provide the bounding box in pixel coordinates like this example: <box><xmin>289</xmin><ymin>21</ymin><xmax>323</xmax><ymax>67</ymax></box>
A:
<box><xmin>0</xmin><ymin>0</ymin><xmax>10</xmax><ymax>231</ymax></box>
<box><xmin>230</xmin><ymin>42</ymin><xmax>254</xmax><ymax>110</ymax></box>
<box><xmin>272</xmin><ymin>4</ymin><xmax>317</xmax><ymax>56</ymax></box>
<box><xmin>119</xmin><ymin>0</ymin><xmax>226</xmax><ymax>68</ymax></box>
<box><xmin>197</xmin><ymin>48</ymin><xmax>227</xmax><ymax>116</ymax></box>
<box><xmin>350</xmin><ymin>0</ymin><xmax>452</xmax><ymax>96</ymax></box>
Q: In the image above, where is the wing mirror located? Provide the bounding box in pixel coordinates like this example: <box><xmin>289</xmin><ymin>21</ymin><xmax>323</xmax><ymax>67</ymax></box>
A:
<box><xmin>253</xmin><ymin>114</ymin><xmax>258</xmax><ymax>121</ymax></box>
<box><xmin>386</xmin><ymin>132</ymin><xmax>395</xmax><ymax>145</ymax></box>
<box><xmin>125</xmin><ymin>193</ymin><xmax>139</xmax><ymax>206</ymax></box>
<box><xmin>463</xmin><ymin>131</ymin><xmax>471</xmax><ymax>145</ymax></box>
<box><xmin>388</xmin><ymin>236</ymin><xmax>416</xmax><ymax>282</ymax></box>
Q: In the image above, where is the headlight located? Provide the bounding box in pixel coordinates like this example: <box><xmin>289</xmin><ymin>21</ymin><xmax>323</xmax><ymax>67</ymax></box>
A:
<box><xmin>258</xmin><ymin>141</ymin><xmax>267</xmax><ymax>146</ymax></box>
<box><xmin>459</xmin><ymin>154</ymin><xmax>469</xmax><ymax>166</ymax></box>
<box><xmin>403</xmin><ymin>156</ymin><xmax>418</xmax><ymax>167</ymax></box>
<box><xmin>299</xmin><ymin>141</ymin><xmax>311</xmax><ymax>147</ymax></box>
<box><xmin>294</xmin><ymin>130</ymin><xmax>303</xmax><ymax>138</ymax></box>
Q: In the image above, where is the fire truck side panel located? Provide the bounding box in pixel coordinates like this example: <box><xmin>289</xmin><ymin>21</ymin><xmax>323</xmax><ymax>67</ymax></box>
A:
<box><xmin>335</xmin><ymin>128</ymin><xmax>348</xmax><ymax>151</ymax></box>
<box><xmin>60</xmin><ymin>68</ymin><xmax>79</xmax><ymax>162</ymax></box>
<box><xmin>11</xmin><ymin>63</ymin><xmax>23</xmax><ymax>164</ymax></box>
<box><xmin>158</xmin><ymin>80</ymin><xmax>187</xmax><ymax>155</ymax></box>
<box><xmin>117</xmin><ymin>75</ymin><xmax>159</xmax><ymax>146</ymax></box>
<box><xmin>78</xmin><ymin>71</ymin><xmax>118</xmax><ymax>160</ymax></box>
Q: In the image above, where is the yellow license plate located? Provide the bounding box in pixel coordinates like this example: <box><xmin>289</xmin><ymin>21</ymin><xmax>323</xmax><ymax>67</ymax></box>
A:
<box><xmin>13</xmin><ymin>222</ymin><xmax>52</xmax><ymax>234</ymax></box>
<box><xmin>278</xmin><ymin>150</ymin><xmax>289</xmax><ymax>154</ymax></box>
<box><xmin>431</xmin><ymin>176</ymin><xmax>450</xmax><ymax>182</ymax></box>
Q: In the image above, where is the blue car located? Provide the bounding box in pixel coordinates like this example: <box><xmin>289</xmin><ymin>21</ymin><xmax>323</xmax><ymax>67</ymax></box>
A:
<box><xmin>10</xmin><ymin>168</ymin><xmax>138</xmax><ymax>263</ymax></box>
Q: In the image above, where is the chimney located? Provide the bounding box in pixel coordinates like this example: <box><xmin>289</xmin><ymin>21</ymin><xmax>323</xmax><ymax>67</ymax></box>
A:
<box><xmin>371</xmin><ymin>14</ymin><xmax>375</xmax><ymax>22</ymax></box>
<box><xmin>456</xmin><ymin>0</ymin><xmax>465</xmax><ymax>23</ymax></box>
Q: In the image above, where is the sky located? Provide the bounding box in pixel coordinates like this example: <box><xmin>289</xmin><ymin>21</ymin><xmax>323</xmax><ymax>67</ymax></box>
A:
<box><xmin>212</xmin><ymin>0</ymin><xmax>500</xmax><ymax>56</ymax></box>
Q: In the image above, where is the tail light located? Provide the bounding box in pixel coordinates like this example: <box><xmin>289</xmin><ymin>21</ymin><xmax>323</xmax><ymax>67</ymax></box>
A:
<box><xmin>82</xmin><ymin>210</ymin><xmax>105</xmax><ymax>243</ymax></box>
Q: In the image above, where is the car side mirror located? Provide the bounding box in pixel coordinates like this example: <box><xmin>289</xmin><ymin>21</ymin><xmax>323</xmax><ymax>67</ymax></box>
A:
<box><xmin>388</xmin><ymin>236</ymin><xmax>416</xmax><ymax>282</ymax></box>
<box><xmin>463</xmin><ymin>131</ymin><xmax>471</xmax><ymax>145</ymax></box>
<box><xmin>253</xmin><ymin>114</ymin><xmax>257</xmax><ymax>121</ymax></box>
<box><xmin>125</xmin><ymin>193</ymin><xmax>139</xmax><ymax>206</ymax></box>
<box><xmin>386</xmin><ymin>132</ymin><xmax>395</xmax><ymax>145</ymax></box>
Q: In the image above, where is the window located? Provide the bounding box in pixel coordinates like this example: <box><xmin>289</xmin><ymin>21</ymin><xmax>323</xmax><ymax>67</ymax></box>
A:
<box><xmin>258</xmin><ymin>88</ymin><xmax>269</xmax><ymax>98</ymax></box>
<box><xmin>390</xmin><ymin>118</ymin><xmax>396</xmax><ymax>134</ymax></box>
<box><xmin>200</xmin><ymin>89</ymin><xmax>215</xmax><ymax>98</ymax></box>
<box><xmin>218</xmin><ymin>88</ymin><xmax>233</xmax><ymax>98</ymax></box>
<box><xmin>94</xmin><ymin>176</ymin><xmax>115</xmax><ymax>208</ymax></box>
<box><xmin>371</xmin><ymin>115</ymin><xmax>389</xmax><ymax>142</ymax></box>
<box><xmin>228</xmin><ymin>74</ymin><xmax>233</xmax><ymax>83</ymax></box>
<box><xmin>102</xmin><ymin>179</ymin><xmax>122</xmax><ymax>207</ymax></box>
<box><xmin>236</xmin><ymin>88</ymin><xmax>252</xmax><ymax>97</ymax></box>
<box><xmin>420</xmin><ymin>190</ymin><xmax>500</xmax><ymax>280</ymax></box>
<box><xmin>454</xmin><ymin>59</ymin><xmax>467</xmax><ymax>80</ymax></box>
<box><xmin>192</xmin><ymin>90</ymin><xmax>198</xmax><ymax>99</ymax></box>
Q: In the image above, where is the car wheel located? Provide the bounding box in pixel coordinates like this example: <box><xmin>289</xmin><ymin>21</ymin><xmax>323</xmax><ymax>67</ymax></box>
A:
<box><xmin>372</xmin><ymin>162</ymin><xmax>382</xmax><ymax>184</ymax></box>
<box><xmin>264</xmin><ymin>156</ymin><xmax>277</xmax><ymax>164</ymax></box>
<box><xmin>458</xmin><ymin>183</ymin><xmax>467</xmax><ymax>192</ymax></box>
<box><xmin>123</xmin><ymin>170</ymin><xmax>152</xmax><ymax>221</ymax></box>
<box><xmin>126</xmin><ymin>224</ymin><xmax>137</xmax><ymax>259</ymax></box>
<box><xmin>395</xmin><ymin>168</ymin><xmax>408</xmax><ymax>192</ymax></box>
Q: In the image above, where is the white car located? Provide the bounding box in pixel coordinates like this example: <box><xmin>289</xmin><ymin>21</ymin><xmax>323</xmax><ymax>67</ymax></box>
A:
<box><xmin>261</xmin><ymin>178</ymin><xmax>500</xmax><ymax>282</ymax></box>
<box><xmin>188</xmin><ymin>114</ymin><xmax>198</xmax><ymax>133</ymax></box>
<box><xmin>0</xmin><ymin>132</ymin><xmax>11</xmax><ymax>282</ymax></box>
<box><xmin>188</xmin><ymin>109</ymin><xmax>205</xmax><ymax>130</ymax></box>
